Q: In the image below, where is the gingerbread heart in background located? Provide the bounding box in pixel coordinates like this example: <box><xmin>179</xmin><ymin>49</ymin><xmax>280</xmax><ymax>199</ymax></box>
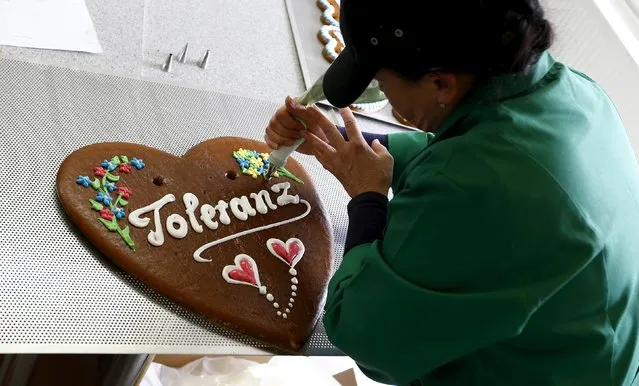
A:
<box><xmin>56</xmin><ymin>137</ymin><xmax>334</xmax><ymax>351</ymax></box>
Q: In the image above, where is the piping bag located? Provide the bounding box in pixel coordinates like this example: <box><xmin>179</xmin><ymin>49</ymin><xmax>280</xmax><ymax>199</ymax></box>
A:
<box><xmin>265</xmin><ymin>73</ymin><xmax>387</xmax><ymax>180</ymax></box>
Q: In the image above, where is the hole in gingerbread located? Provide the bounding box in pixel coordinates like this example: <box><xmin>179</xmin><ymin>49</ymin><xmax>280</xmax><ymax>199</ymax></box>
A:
<box><xmin>153</xmin><ymin>176</ymin><xmax>165</xmax><ymax>186</ymax></box>
<box><xmin>225</xmin><ymin>170</ymin><xmax>237</xmax><ymax>180</ymax></box>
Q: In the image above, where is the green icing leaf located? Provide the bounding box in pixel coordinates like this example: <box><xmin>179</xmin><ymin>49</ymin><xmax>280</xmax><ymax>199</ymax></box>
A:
<box><xmin>118</xmin><ymin>226</ymin><xmax>136</xmax><ymax>250</ymax></box>
<box><xmin>110</xmin><ymin>156</ymin><xmax>121</xmax><ymax>166</ymax></box>
<box><xmin>90</xmin><ymin>178</ymin><xmax>101</xmax><ymax>190</ymax></box>
<box><xmin>89</xmin><ymin>199</ymin><xmax>103</xmax><ymax>211</ymax></box>
<box><xmin>120</xmin><ymin>155</ymin><xmax>129</xmax><ymax>163</ymax></box>
<box><xmin>105</xmin><ymin>172</ymin><xmax>120</xmax><ymax>182</ymax></box>
<box><xmin>119</xmin><ymin>199</ymin><xmax>128</xmax><ymax>207</ymax></box>
<box><xmin>98</xmin><ymin>217</ymin><xmax>118</xmax><ymax>232</ymax></box>
<box><xmin>278</xmin><ymin>167</ymin><xmax>304</xmax><ymax>184</ymax></box>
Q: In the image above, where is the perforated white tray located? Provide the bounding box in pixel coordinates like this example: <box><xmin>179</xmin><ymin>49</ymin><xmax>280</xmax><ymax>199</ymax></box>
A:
<box><xmin>0</xmin><ymin>58</ymin><xmax>406</xmax><ymax>355</ymax></box>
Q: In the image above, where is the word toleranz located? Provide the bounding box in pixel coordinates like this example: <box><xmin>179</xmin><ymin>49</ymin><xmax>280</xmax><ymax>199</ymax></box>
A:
<box><xmin>127</xmin><ymin>182</ymin><xmax>312</xmax><ymax>262</ymax></box>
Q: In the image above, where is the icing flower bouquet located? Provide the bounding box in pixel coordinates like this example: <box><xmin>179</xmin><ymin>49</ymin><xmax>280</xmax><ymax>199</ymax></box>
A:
<box><xmin>76</xmin><ymin>155</ymin><xmax>145</xmax><ymax>250</ymax></box>
<box><xmin>232</xmin><ymin>148</ymin><xmax>303</xmax><ymax>183</ymax></box>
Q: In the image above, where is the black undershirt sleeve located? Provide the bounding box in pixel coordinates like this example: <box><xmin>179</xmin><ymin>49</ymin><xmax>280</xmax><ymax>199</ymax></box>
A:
<box><xmin>336</xmin><ymin>125</ymin><xmax>389</xmax><ymax>148</ymax></box>
<box><xmin>335</xmin><ymin>126</ymin><xmax>390</xmax><ymax>254</ymax></box>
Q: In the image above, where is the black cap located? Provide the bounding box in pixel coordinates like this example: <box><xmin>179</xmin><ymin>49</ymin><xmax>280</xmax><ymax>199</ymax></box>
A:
<box><xmin>323</xmin><ymin>0</ymin><xmax>485</xmax><ymax>108</ymax></box>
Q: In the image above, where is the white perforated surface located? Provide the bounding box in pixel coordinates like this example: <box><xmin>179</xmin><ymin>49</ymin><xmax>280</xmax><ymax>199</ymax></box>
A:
<box><xmin>0</xmin><ymin>57</ymin><xmax>406</xmax><ymax>354</ymax></box>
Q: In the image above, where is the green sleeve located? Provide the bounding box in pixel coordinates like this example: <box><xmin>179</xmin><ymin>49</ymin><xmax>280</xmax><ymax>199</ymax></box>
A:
<box><xmin>322</xmin><ymin>173</ymin><xmax>593</xmax><ymax>385</ymax></box>
<box><xmin>387</xmin><ymin>131</ymin><xmax>433</xmax><ymax>189</ymax></box>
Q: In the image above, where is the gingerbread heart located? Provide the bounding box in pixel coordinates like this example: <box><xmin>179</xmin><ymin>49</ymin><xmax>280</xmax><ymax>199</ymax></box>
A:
<box><xmin>56</xmin><ymin>137</ymin><xmax>334</xmax><ymax>351</ymax></box>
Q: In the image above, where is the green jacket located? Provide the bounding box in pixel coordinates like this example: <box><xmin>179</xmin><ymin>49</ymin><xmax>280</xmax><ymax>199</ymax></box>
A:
<box><xmin>323</xmin><ymin>52</ymin><xmax>639</xmax><ymax>385</ymax></box>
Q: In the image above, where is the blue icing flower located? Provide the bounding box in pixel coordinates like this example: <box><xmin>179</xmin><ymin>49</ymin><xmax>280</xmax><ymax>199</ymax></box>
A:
<box><xmin>104</xmin><ymin>182</ymin><xmax>117</xmax><ymax>192</ymax></box>
<box><xmin>252</xmin><ymin>150</ymin><xmax>259</xmax><ymax>158</ymax></box>
<box><xmin>96</xmin><ymin>192</ymin><xmax>112</xmax><ymax>205</ymax></box>
<box><xmin>238</xmin><ymin>159</ymin><xmax>250</xmax><ymax>168</ymax></box>
<box><xmin>101</xmin><ymin>160</ymin><xmax>117</xmax><ymax>171</ymax></box>
<box><xmin>112</xmin><ymin>207</ymin><xmax>126</xmax><ymax>219</ymax></box>
<box><xmin>131</xmin><ymin>158</ymin><xmax>145</xmax><ymax>170</ymax></box>
<box><xmin>263</xmin><ymin>159</ymin><xmax>270</xmax><ymax>168</ymax></box>
<box><xmin>257</xmin><ymin>166</ymin><xmax>266</xmax><ymax>175</ymax></box>
<box><xmin>76</xmin><ymin>176</ymin><xmax>91</xmax><ymax>187</ymax></box>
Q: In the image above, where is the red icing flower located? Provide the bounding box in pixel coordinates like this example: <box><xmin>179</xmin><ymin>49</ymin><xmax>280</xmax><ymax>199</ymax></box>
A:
<box><xmin>118</xmin><ymin>187</ymin><xmax>132</xmax><ymax>199</ymax></box>
<box><xmin>94</xmin><ymin>166</ymin><xmax>107</xmax><ymax>177</ymax></box>
<box><xmin>119</xmin><ymin>163</ymin><xmax>131</xmax><ymax>174</ymax></box>
<box><xmin>100</xmin><ymin>208</ymin><xmax>113</xmax><ymax>220</ymax></box>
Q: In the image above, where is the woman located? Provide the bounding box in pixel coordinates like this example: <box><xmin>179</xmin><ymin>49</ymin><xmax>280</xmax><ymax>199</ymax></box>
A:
<box><xmin>267</xmin><ymin>0</ymin><xmax>639</xmax><ymax>385</ymax></box>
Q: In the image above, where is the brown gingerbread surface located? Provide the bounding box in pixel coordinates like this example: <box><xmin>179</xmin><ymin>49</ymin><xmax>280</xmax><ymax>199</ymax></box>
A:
<box><xmin>56</xmin><ymin>137</ymin><xmax>334</xmax><ymax>351</ymax></box>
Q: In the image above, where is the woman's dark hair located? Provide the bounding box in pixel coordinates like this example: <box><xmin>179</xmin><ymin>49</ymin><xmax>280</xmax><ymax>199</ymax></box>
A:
<box><xmin>385</xmin><ymin>0</ymin><xmax>556</xmax><ymax>79</ymax></box>
<box><xmin>485</xmin><ymin>0</ymin><xmax>555</xmax><ymax>74</ymax></box>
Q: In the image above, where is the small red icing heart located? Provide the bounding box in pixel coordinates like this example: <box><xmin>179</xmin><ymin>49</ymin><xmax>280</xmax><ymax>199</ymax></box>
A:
<box><xmin>223</xmin><ymin>254</ymin><xmax>261</xmax><ymax>288</ymax></box>
<box><xmin>267</xmin><ymin>238</ymin><xmax>305</xmax><ymax>267</ymax></box>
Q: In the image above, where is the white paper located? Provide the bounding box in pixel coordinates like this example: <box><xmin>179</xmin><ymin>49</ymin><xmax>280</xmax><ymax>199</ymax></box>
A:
<box><xmin>140</xmin><ymin>357</ymin><xmax>343</xmax><ymax>386</ymax></box>
<box><xmin>0</xmin><ymin>0</ymin><xmax>102</xmax><ymax>53</ymax></box>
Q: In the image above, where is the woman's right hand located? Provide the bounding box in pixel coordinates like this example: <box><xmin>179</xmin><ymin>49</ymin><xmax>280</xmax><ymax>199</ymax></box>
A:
<box><xmin>265</xmin><ymin>96</ymin><xmax>331</xmax><ymax>155</ymax></box>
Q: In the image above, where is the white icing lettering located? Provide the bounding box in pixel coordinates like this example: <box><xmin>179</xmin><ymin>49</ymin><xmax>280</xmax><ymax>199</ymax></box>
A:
<box><xmin>273</xmin><ymin>303</ymin><xmax>280</xmax><ymax>309</ymax></box>
<box><xmin>277</xmin><ymin>311</ymin><xmax>282</xmax><ymax>316</ymax></box>
<box><xmin>199</xmin><ymin>204</ymin><xmax>219</xmax><ymax>230</ymax></box>
<box><xmin>285</xmin><ymin>308</ymin><xmax>290</xmax><ymax>313</ymax></box>
<box><xmin>132</xmin><ymin>189</ymin><xmax>312</xmax><ymax>261</ymax></box>
<box><xmin>230</xmin><ymin>196</ymin><xmax>257</xmax><ymax>221</ymax></box>
<box><xmin>167</xmin><ymin>214</ymin><xmax>188</xmax><ymax>238</ymax></box>
<box><xmin>266</xmin><ymin>294</ymin><xmax>274</xmax><ymax>302</ymax></box>
<box><xmin>183</xmin><ymin>193</ymin><xmax>203</xmax><ymax>233</ymax></box>
<box><xmin>282</xmin><ymin>314</ymin><xmax>287</xmax><ymax>319</ymax></box>
<box><xmin>250</xmin><ymin>190</ymin><xmax>278</xmax><ymax>214</ymax></box>
<box><xmin>128</xmin><ymin>194</ymin><xmax>176</xmax><ymax>246</ymax></box>
<box><xmin>271</xmin><ymin>182</ymin><xmax>300</xmax><ymax>206</ymax></box>
<box><xmin>192</xmin><ymin>200</ymin><xmax>312</xmax><ymax>262</ymax></box>
<box><xmin>215</xmin><ymin>200</ymin><xmax>231</xmax><ymax>225</ymax></box>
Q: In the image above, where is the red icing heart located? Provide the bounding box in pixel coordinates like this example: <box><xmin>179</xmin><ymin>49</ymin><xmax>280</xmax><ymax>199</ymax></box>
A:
<box><xmin>228</xmin><ymin>258</ymin><xmax>258</xmax><ymax>285</ymax></box>
<box><xmin>267</xmin><ymin>238</ymin><xmax>305</xmax><ymax>267</ymax></box>
<box><xmin>222</xmin><ymin>254</ymin><xmax>261</xmax><ymax>288</ymax></box>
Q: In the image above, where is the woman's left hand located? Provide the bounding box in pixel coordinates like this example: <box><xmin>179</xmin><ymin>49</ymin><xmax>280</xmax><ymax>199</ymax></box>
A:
<box><xmin>301</xmin><ymin>108</ymin><xmax>394</xmax><ymax>198</ymax></box>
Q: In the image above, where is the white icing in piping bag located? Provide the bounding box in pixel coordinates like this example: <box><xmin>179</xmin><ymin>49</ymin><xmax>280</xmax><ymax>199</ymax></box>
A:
<box><xmin>265</xmin><ymin>73</ymin><xmax>387</xmax><ymax>179</ymax></box>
